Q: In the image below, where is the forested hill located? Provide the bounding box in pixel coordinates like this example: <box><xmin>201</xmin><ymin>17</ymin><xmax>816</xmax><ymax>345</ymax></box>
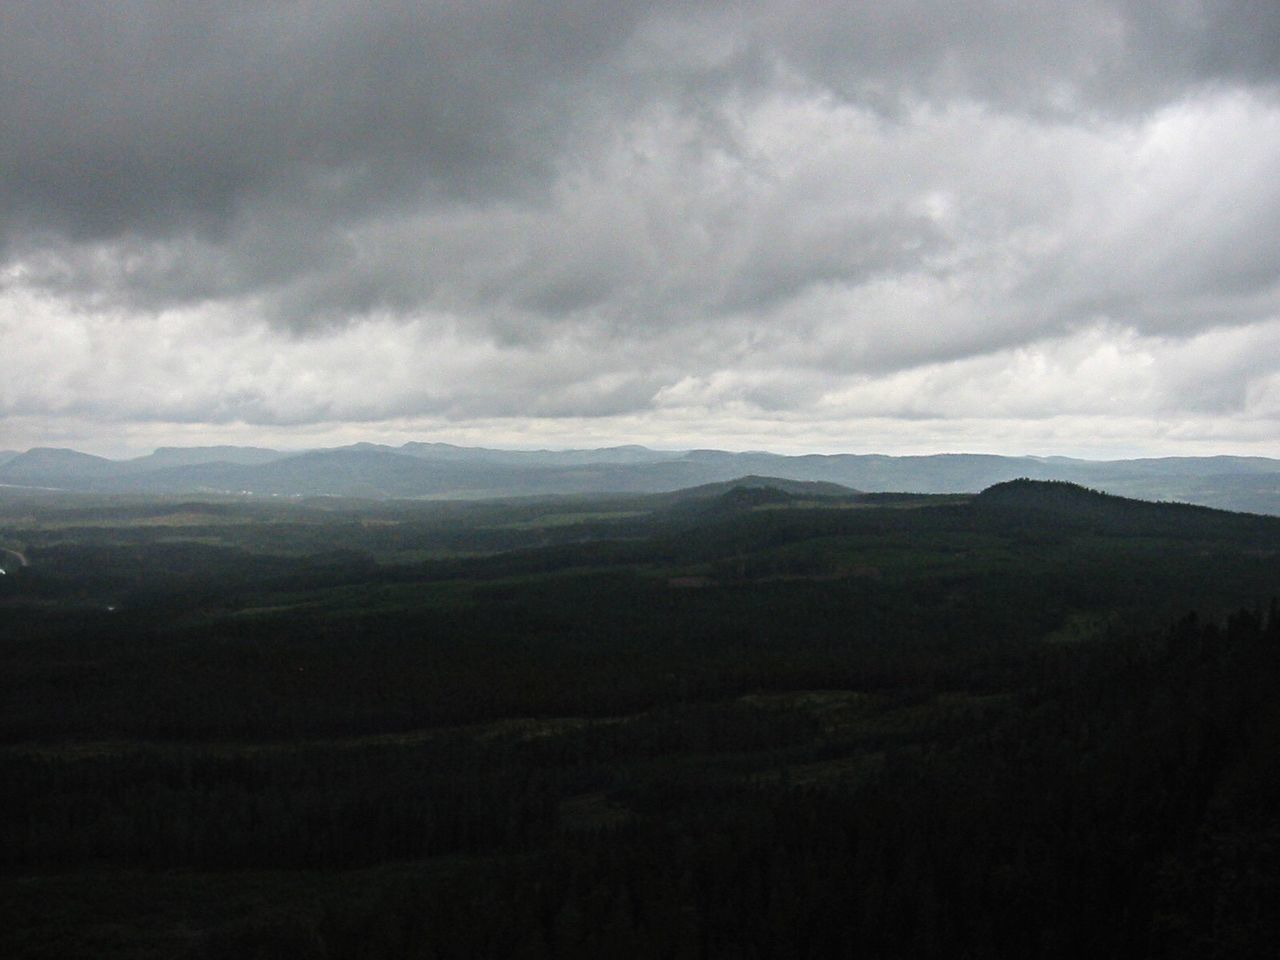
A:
<box><xmin>659</xmin><ymin>475</ymin><xmax>859</xmax><ymax>501</ymax></box>
<box><xmin>976</xmin><ymin>478</ymin><xmax>1280</xmax><ymax>538</ymax></box>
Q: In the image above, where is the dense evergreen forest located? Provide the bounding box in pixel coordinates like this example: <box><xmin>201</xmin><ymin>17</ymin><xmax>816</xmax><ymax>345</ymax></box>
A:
<box><xmin>2</xmin><ymin>479</ymin><xmax>1278</xmax><ymax>957</ymax></box>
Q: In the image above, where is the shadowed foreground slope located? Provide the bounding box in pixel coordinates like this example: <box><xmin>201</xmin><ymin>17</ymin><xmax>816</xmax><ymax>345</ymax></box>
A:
<box><xmin>1</xmin><ymin>481</ymin><xmax>1278</xmax><ymax>957</ymax></box>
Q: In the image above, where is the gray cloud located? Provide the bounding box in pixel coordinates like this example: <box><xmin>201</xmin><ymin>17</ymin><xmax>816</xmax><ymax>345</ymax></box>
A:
<box><xmin>1</xmin><ymin>2</ymin><xmax>643</xmax><ymax>235</ymax></box>
<box><xmin>1</xmin><ymin>2</ymin><xmax>1278</xmax><ymax>455</ymax></box>
<box><xmin>5</xmin><ymin>2</ymin><xmax>1275</xmax><ymax>245</ymax></box>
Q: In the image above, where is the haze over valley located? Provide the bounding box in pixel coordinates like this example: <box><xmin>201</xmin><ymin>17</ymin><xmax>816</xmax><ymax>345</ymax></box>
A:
<box><xmin>3</xmin><ymin>441</ymin><xmax>1279</xmax><ymax>516</ymax></box>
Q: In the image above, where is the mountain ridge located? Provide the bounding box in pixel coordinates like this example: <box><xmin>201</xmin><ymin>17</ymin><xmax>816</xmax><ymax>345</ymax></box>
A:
<box><xmin>0</xmin><ymin>443</ymin><xmax>1277</xmax><ymax>514</ymax></box>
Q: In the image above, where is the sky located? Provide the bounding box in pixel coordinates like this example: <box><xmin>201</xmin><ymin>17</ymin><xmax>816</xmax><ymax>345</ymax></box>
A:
<box><xmin>2</xmin><ymin>1</ymin><xmax>1279</xmax><ymax>460</ymax></box>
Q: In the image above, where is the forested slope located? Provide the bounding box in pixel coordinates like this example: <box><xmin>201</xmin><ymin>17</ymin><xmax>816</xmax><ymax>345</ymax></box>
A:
<box><xmin>1</xmin><ymin>482</ymin><xmax>1278</xmax><ymax>957</ymax></box>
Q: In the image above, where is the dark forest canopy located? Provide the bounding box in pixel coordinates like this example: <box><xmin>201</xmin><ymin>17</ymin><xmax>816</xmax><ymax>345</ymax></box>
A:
<box><xmin>1</xmin><ymin>479</ymin><xmax>1278</xmax><ymax>957</ymax></box>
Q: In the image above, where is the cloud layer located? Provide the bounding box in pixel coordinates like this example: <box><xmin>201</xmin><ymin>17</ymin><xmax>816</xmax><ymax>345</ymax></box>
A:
<box><xmin>2</xmin><ymin>1</ymin><xmax>1278</xmax><ymax>456</ymax></box>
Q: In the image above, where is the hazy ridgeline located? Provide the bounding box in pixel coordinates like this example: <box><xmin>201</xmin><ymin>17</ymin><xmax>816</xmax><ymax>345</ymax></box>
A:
<box><xmin>2</xmin><ymin>479</ymin><xmax>1279</xmax><ymax>957</ymax></box>
<box><xmin>3</xmin><ymin>443</ymin><xmax>1279</xmax><ymax>515</ymax></box>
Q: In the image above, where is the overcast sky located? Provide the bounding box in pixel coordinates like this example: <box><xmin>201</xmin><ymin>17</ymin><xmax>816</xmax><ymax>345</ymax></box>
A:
<box><xmin>2</xmin><ymin>1</ymin><xmax>1278</xmax><ymax>459</ymax></box>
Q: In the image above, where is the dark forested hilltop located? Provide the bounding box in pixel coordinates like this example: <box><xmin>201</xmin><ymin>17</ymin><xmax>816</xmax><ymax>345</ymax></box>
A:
<box><xmin>1</xmin><ymin>480</ymin><xmax>1279</xmax><ymax>957</ymax></box>
<box><xmin>976</xmin><ymin>477</ymin><xmax>1280</xmax><ymax>534</ymax></box>
<box><xmin>2</xmin><ymin>442</ymin><xmax>1278</xmax><ymax>514</ymax></box>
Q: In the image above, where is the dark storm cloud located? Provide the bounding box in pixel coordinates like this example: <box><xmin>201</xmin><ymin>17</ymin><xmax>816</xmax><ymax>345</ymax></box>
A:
<box><xmin>754</xmin><ymin>1</ymin><xmax>1280</xmax><ymax>112</ymax></box>
<box><xmin>4</xmin><ymin>2</ymin><xmax>1275</xmax><ymax>259</ymax></box>
<box><xmin>0</xmin><ymin>1</ymin><xmax>648</xmax><ymax>239</ymax></box>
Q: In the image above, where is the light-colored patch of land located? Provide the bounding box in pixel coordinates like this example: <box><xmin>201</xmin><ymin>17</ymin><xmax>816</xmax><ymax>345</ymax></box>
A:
<box><xmin>485</xmin><ymin>509</ymin><xmax>649</xmax><ymax>530</ymax></box>
<box><xmin>0</xmin><ymin>710</ymin><xmax>638</xmax><ymax>761</ymax></box>
<box><xmin>739</xmin><ymin>689</ymin><xmax>880</xmax><ymax>735</ymax></box>
<box><xmin>229</xmin><ymin>601</ymin><xmax>323</xmax><ymax>617</ymax></box>
<box><xmin>1041</xmin><ymin>612</ymin><xmax>1113</xmax><ymax>644</ymax></box>
<box><xmin>0</xmin><ymin>545</ymin><xmax>29</xmax><ymax>568</ymax></box>
<box><xmin>558</xmin><ymin>791</ymin><xmax>634</xmax><ymax>831</ymax></box>
<box><xmin>0</xmin><ymin>512</ymin><xmax>272</xmax><ymax>530</ymax></box>
<box><xmin>752</xmin><ymin>752</ymin><xmax>886</xmax><ymax>788</ymax></box>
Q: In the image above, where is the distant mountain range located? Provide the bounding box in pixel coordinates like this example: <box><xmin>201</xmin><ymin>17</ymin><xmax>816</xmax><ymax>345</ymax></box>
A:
<box><xmin>1</xmin><ymin>442</ymin><xmax>1278</xmax><ymax>515</ymax></box>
